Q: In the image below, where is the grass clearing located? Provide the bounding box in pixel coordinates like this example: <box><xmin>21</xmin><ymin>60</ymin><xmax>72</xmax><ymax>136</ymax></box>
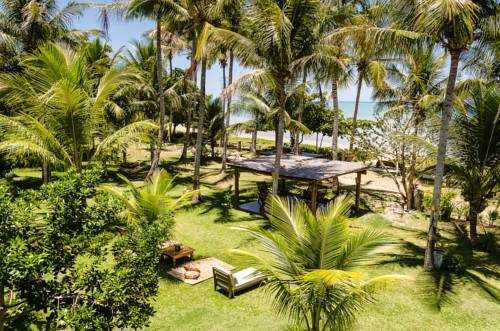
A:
<box><xmin>8</xmin><ymin>144</ymin><xmax>500</xmax><ymax>330</ymax></box>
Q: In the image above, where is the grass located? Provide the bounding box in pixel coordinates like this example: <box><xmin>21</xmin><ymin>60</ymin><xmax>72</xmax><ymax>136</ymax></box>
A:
<box><xmin>7</xmin><ymin>143</ymin><xmax>500</xmax><ymax>330</ymax></box>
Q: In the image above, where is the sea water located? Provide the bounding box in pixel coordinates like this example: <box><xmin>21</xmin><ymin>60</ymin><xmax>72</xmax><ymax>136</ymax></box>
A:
<box><xmin>231</xmin><ymin>101</ymin><xmax>377</xmax><ymax>149</ymax></box>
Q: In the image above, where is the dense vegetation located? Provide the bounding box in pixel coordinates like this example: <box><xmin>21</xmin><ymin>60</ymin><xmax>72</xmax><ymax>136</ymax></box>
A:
<box><xmin>0</xmin><ymin>0</ymin><xmax>498</xmax><ymax>329</ymax></box>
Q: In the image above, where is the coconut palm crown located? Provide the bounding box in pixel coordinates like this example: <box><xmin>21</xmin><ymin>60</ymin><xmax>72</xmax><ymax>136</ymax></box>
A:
<box><xmin>232</xmin><ymin>195</ymin><xmax>406</xmax><ymax>331</ymax></box>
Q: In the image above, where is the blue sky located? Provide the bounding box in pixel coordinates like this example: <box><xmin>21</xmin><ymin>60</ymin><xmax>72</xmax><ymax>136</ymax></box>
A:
<box><xmin>69</xmin><ymin>0</ymin><xmax>373</xmax><ymax>101</ymax></box>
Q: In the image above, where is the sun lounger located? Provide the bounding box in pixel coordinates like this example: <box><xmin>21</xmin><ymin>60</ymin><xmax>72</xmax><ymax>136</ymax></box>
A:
<box><xmin>213</xmin><ymin>266</ymin><xmax>266</xmax><ymax>298</ymax></box>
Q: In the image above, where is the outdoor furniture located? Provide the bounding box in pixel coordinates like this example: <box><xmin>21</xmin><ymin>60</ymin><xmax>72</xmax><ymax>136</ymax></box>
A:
<box><xmin>161</xmin><ymin>242</ymin><xmax>195</xmax><ymax>266</ymax></box>
<box><xmin>213</xmin><ymin>266</ymin><xmax>266</xmax><ymax>298</ymax></box>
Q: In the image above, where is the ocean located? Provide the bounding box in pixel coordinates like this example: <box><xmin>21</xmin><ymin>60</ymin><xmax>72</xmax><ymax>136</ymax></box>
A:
<box><xmin>231</xmin><ymin>101</ymin><xmax>377</xmax><ymax>149</ymax></box>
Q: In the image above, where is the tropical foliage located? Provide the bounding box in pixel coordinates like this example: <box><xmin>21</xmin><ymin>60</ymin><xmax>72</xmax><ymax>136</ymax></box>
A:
<box><xmin>0</xmin><ymin>43</ymin><xmax>156</xmax><ymax>176</ymax></box>
<box><xmin>233</xmin><ymin>195</ymin><xmax>406</xmax><ymax>331</ymax></box>
<box><xmin>0</xmin><ymin>168</ymin><xmax>170</xmax><ymax>329</ymax></box>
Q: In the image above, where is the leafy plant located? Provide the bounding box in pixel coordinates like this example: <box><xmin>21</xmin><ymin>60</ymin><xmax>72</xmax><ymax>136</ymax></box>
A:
<box><xmin>0</xmin><ymin>168</ymin><xmax>168</xmax><ymax>329</ymax></box>
<box><xmin>232</xmin><ymin>195</ymin><xmax>406</xmax><ymax>331</ymax></box>
<box><xmin>423</xmin><ymin>190</ymin><xmax>456</xmax><ymax>221</ymax></box>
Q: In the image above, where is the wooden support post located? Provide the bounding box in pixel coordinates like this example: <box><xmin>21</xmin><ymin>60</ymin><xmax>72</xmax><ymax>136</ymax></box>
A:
<box><xmin>355</xmin><ymin>172</ymin><xmax>362</xmax><ymax>213</ymax></box>
<box><xmin>310</xmin><ymin>181</ymin><xmax>318</xmax><ymax>214</ymax></box>
<box><xmin>237</xmin><ymin>141</ymin><xmax>242</xmax><ymax>152</ymax></box>
<box><xmin>234</xmin><ymin>168</ymin><xmax>240</xmax><ymax>208</ymax></box>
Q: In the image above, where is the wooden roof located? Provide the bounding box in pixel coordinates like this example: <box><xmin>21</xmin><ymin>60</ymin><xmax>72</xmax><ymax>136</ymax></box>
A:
<box><xmin>228</xmin><ymin>154</ymin><xmax>368</xmax><ymax>181</ymax></box>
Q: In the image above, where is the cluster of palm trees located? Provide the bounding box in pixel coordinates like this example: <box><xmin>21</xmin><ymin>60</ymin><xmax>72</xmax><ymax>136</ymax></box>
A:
<box><xmin>0</xmin><ymin>1</ymin><xmax>498</xmax><ymax>268</ymax></box>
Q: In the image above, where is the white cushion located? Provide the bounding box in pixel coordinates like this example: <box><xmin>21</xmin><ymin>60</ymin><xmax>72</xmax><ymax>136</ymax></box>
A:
<box><xmin>233</xmin><ymin>267</ymin><xmax>259</xmax><ymax>285</ymax></box>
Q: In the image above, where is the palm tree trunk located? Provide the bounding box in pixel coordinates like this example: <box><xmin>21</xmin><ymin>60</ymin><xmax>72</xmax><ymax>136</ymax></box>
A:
<box><xmin>146</xmin><ymin>18</ymin><xmax>166</xmax><ymax>179</ymax></box>
<box><xmin>315</xmin><ymin>132</ymin><xmax>319</xmax><ymax>153</ymax></box>
<box><xmin>167</xmin><ymin>53</ymin><xmax>173</xmax><ymax>140</ymax></box>
<box><xmin>180</xmin><ymin>110</ymin><xmax>191</xmax><ymax>161</ymax></box>
<box><xmin>168</xmin><ymin>52</ymin><xmax>173</xmax><ymax>74</ymax></box>
<box><xmin>349</xmin><ymin>73</ymin><xmax>363</xmax><ymax>152</ymax></box>
<box><xmin>424</xmin><ymin>49</ymin><xmax>461</xmax><ymax>270</ymax></box>
<box><xmin>467</xmin><ymin>202</ymin><xmax>480</xmax><ymax>245</ymax></box>
<box><xmin>251</xmin><ymin>124</ymin><xmax>257</xmax><ymax>153</ymax></box>
<box><xmin>272</xmin><ymin>86</ymin><xmax>286</xmax><ymax>195</ymax></box>
<box><xmin>42</xmin><ymin>161</ymin><xmax>51</xmax><ymax>184</ymax></box>
<box><xmin>193</xmin><ymin>56</ymin><xmax>207</xmax><ymax>201</ymax></box>
<box><xmin>331</xmin><ymin>79</ymin><xmax>339</xmax><ymax>160</ymax></box>
<box><xmin>219</xmin><ymin>59</ymin><xmax>227</xmax><ymax>169</ymax></box>
<box><xmin>293</xmin><ymin>69</ymin><xmax>307</xmax><ymax>155</ymax></box>
<box><xmin>221</xmin><ymin>51</ymin><xmax>234</xmax><ymax>172</ymax></box>
<box><xmin>317</xmin><ymin>81</ymin><xmax>324</xmax><ymax>105</ymax></box>
<box><xmin>407</xmin><ymin>125</ymin><xmax>419</xmax><ymax>209</ymax></box>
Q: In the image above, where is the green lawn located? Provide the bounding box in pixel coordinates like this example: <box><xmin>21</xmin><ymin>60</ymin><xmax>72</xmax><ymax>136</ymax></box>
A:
<box><xmin>8</xmin><ymin>145</ymin><xmax>500</xmax><ymax>330</ymax></box>
<box><xmin>143</xmin><ymin>152</ymin><xmax>499</xmax><ymax>331</ymax></box>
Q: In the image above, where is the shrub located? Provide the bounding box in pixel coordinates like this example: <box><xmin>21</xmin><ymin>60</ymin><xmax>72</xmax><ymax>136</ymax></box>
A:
<box><xmin>0</xmin><ymin>168</ymin><xmax>167</xmax><ymax>330</ymax></box>
<box><xmin>443</xmin><ymin>253</ymin><xmax>466</xmax><ymax>273</ymax></box>
<box><xmin>422</xmin><ymin>190</ymin><xmax>456</xmax><ymax>221</ymax></box>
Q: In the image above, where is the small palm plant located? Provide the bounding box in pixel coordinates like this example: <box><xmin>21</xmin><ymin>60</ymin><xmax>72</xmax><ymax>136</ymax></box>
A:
<box><xmin>103</xmin><ymin>169</ymin><xmax>197</xmax><ymax>226</ymax></box>
<box><xmin>233</xmin><ymin>195</ymin><xmax>406</xmax><ymax>331</ymax></box>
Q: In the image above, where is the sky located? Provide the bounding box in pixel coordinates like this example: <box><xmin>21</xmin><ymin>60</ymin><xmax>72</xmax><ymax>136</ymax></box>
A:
<box><xmin>69</xmin><ymin>0</ymin><xmax>374</xmax><ymax>101</ymax></box>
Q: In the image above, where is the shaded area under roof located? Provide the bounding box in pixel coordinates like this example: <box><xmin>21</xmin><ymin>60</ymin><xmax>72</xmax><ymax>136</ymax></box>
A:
<box><xmin>228</xmin><ymin>154</ymin><xmax>369</xmax><ymax>181</ymax></box>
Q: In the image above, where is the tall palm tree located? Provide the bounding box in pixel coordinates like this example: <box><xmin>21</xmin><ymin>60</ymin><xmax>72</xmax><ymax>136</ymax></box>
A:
<box><xmin>449</xmin><ymin>80</ymin><xmax>499</xmax><ymax>245</ymax></box>
<box><xmin>147</xmin><ymin>24</ymin><xmax>189</xmax><ymax>141</ymax></box>
<box><xmin>0</xmin><ymin>43</ymin><xmax>155</xmax><ymax>178</ymax></box>
<box><xmin>390</xmin><ymin>0</ymin><xmax>496</xmax><ymax>269</ymax></box>
<box><xmin>334</xmin><ymin>10</ymin><xmax>392</xmax><ymax>152</ymax></box>
<box><xmin>233</xmin><ymin>195</ymin><xmax>405</xmax><ymax>331</ymax></box>
<box><xmin>203</xmin><ymin>0</ymin><xmax>322</xmax><ymax>194</ymax></box>
<box><xmin>212</xmin><ymin>0</ymin><xmax>245</xmax><ymax>172</ymax></box>
<box><xmin>125</xmin><ymin>0</ymin><xmax>172</xmax><ymax>179</ymax></box>
<box><xmin>162</xmin><ymin>0</ymin><xmax>219</xmax><ymax>200</ymax></box>
<box><xmin>0</xmin><ymin>0</ymin><xmax>88</xmax><ymax>71</ymax></box>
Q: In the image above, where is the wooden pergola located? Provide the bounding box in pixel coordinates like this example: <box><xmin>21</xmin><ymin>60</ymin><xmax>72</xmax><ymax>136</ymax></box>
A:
<box><xmin>228</xmin><ymin>154</ymin><xmax>369</xmax><ymax>213</ymax></box>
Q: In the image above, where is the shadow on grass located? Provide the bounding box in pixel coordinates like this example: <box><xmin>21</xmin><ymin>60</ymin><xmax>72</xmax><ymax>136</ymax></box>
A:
<box><xmin>380</xmin><ymin>223</ymin><xmax>500</xmax><ymax>310</ymax></box>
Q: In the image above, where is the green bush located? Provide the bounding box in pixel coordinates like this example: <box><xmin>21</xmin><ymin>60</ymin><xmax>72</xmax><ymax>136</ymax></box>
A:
<box><xmin>443</xmin><ymin>253</ymin><xmax>466</xmax><ymax>273</ymax></box>
<box><xmin>422</xmin><ymin>190</ymin><xmax>456</xmax><ymax>221</ymax></box>
<box><xmin>0</xmin><ymin>168</ymin><xmax>167</xmax><ymax>330</ymax></box>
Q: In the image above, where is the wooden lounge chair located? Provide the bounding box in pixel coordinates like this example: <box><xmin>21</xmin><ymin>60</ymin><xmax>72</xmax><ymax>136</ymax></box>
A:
<box><xmin>213</xmin><ymin>266</ymin><xmax>266</xmax><ymax>298</ymax></box>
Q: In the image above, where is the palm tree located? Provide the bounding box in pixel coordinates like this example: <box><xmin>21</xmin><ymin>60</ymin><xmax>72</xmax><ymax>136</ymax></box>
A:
<box><xmin>230</xmin><ymin>89</ymin><xmax>274</xmax><ymax>153</ymax></box>
<box><xmin>103</xmin><ymin>169</ymin><xmax>196</xmax><ymax>226</ymax></box>
<box><xmin>335</xmin><ymin>10</ymin><xmax>392</xmax><ymax>153</ymax></box>
<box><xmin>125</xmin><ymin>0</ymin><xmax>172</xmax><ymax>179</ymax></box>
<box><xmin>161</xmin><ymin>0</ymin><xmax>220</xmax><ymax>200</ymax></box>
<box><xmin>233</xmin><ymin>195</ymin><xmax>405</xmax><ymax>331</ymax></box>
<box><xmin>449</xmin><ymin>81</ymin><xmax>499</xmax><ymax>245</ymax></box>
<box><xmin>0</xmin><ymin>43</ymin><xmax>155</xmax><ymax>179</ymax></box>
<box><xmin>390</xmin><ymin>0</ymin><xmax>496</xmax><ymax>269</ymax></box>
<box><xmin>211</xmin><ymin>0</ymin><xmax>245</xmax><ymax>172</ymax></box>
<box><xmin>203</xmin><ymin>0</ymin><xmax>322</xmax><ymax>194</ymax></box>
<box><xmin>0</xmin><ymin>114</ymin><xmax>156</xmax><ymax>173</ymax></box>
<box><xmin>205</xmin><ymin>95</ymin><xmax>224</xmax><ymax>157</ymax></box>
<box><xmin>0</xmin><ymin>0</ymin><xmax>88</xmax><ymax>71</ymax></box>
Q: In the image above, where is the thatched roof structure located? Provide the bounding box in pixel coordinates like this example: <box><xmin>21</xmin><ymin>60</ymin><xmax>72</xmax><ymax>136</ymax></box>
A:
<box><xmin>228</xmin><ymin>154</ymin><xmax>368</xmax><ymax>182</ymax></box>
